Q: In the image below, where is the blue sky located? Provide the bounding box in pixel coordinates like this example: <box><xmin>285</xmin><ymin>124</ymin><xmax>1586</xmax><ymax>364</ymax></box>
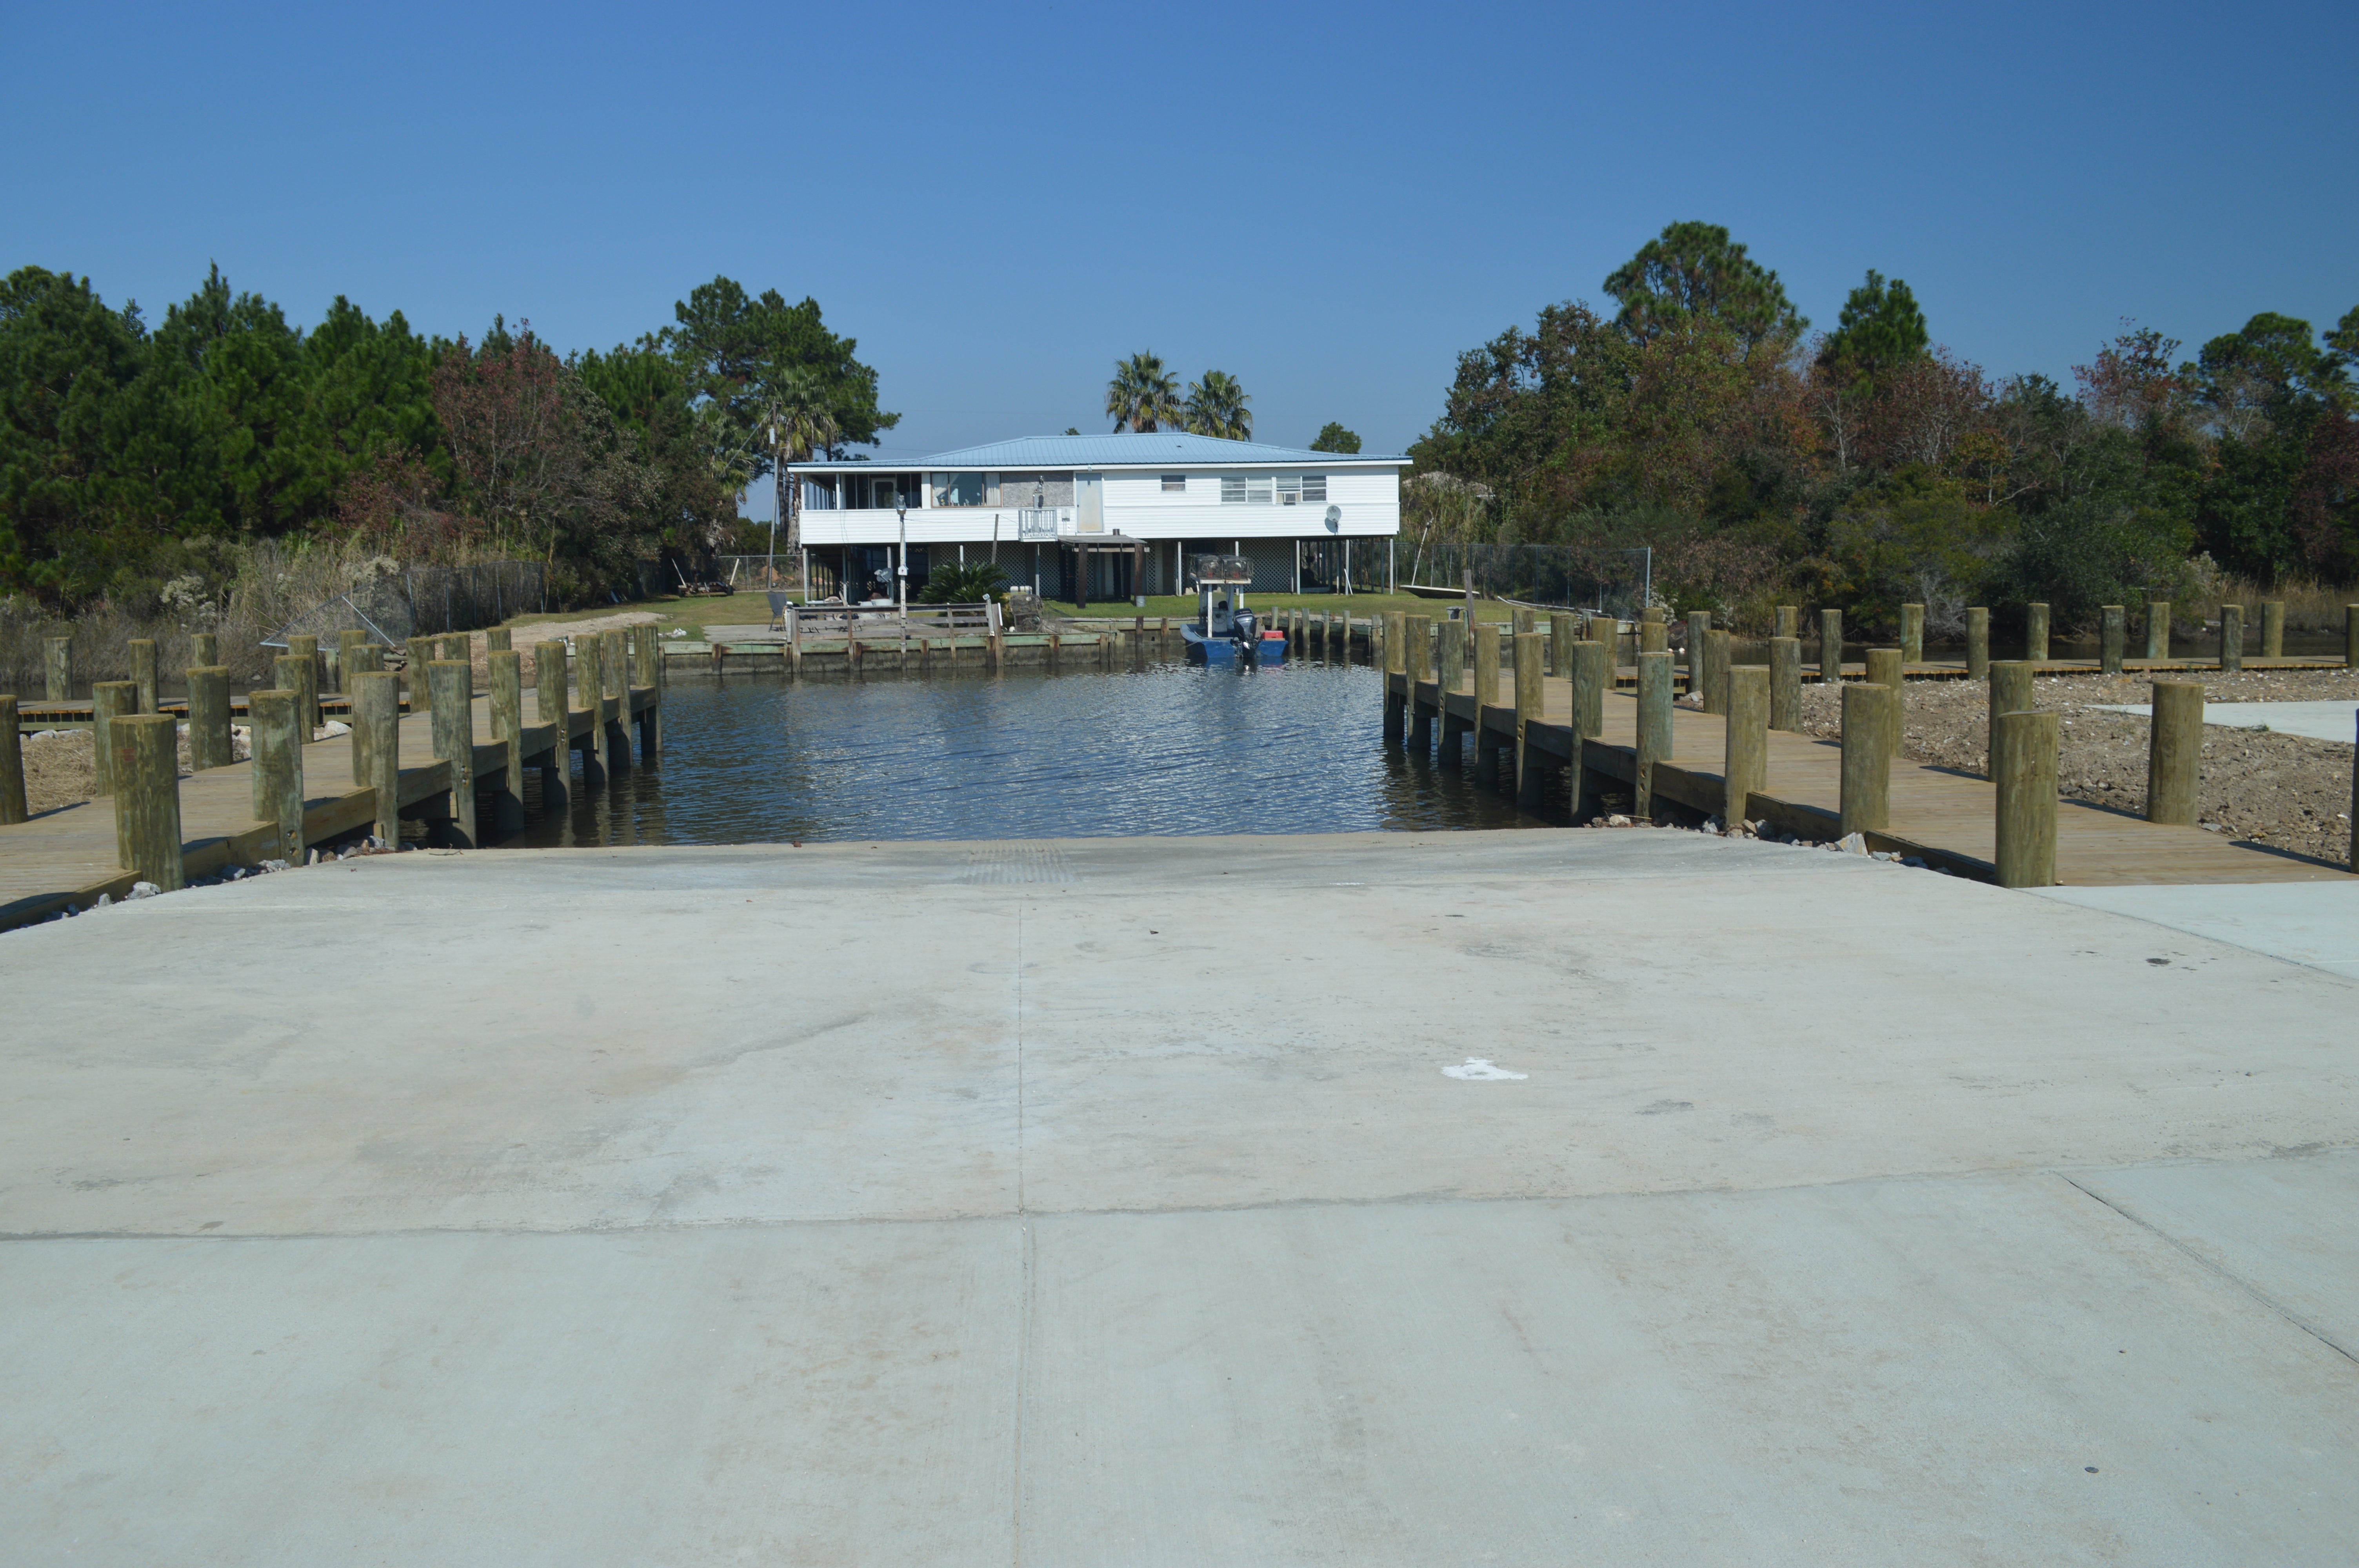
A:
<box><xmin>5</xmin><ymin>0</ymin><xmax>2354</xmax><ymax>519</ymax></box>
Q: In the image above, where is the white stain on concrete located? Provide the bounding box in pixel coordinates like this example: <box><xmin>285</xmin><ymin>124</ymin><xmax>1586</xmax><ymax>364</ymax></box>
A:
<box><xmin>1444</xmin><ymin>1058</ymin><xmax>1527</xmax><ymax>1080</ymax></box>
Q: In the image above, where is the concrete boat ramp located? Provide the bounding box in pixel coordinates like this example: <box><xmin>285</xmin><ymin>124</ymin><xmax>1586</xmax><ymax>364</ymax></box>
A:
<box><xmin>5</xmin><ymin>831</ymin><xmax>2357</xmax><ymax>1563</ymax></box>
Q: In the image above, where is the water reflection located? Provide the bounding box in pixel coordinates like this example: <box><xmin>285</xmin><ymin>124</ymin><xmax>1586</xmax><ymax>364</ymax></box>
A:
<box><xmin>503</xmin><ymin>659</ymin><xmax>1545</xmax><ymax>846</ymax></box>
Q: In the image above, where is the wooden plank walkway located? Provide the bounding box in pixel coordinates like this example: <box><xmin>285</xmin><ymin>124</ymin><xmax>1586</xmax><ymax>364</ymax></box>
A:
<box><xmin>0</xmin><ymin>684</ymin><xmax>656</xmax><ymax>931</ymax></box>
<box><xmin>1398</xmin><ymin>671</ymin><xmax>2348</xmax><ymax>888</ymax></box>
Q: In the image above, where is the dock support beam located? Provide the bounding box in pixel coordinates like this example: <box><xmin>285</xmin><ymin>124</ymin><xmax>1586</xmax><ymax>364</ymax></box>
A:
<box><xmin>1988</xmin><ymin>662</ymin><xmax>2034</xmax><ymax>784</ymax></box>
<box><xmin>1725</xmin><ymin>666</ymin><xmax>1767</xmax><ymax>824</ymax></box>
<box><xmin>0</xmin><ymin>696</ymin><xmax>24</xmax><ymax>824</ymax></box>
<box><xmin>1768</xmin><ymin>637</ymin><xmax>1801</xmax><ymax>731</ymax></box>
<box><xmin>1382</xmin><ymin>612</ymin><xmax>1406</xmax><ymax>746</ymax></box>
<box><xmin>1472</xmin><ymin>624</ymin><xmax>1501</xmax><ymax>786</ymax></box>
<box><xmin>90</xmin><ymin>681</ymin><xmax>138</xmax><ymax>797</ymax></box>
<box><xmin>187</xmin><ymin>666</ymin><xmax>232</xmax><ymax>770</ymax></box>
<box><xmin>287</xmin><ymin>635</ymin><xmax>321</xmax><ymax>730</ymax></box>
<box><xmin>1702</xmin><ymin>628</ymin><xmax>1730</xmax><ymax>714</ymax></box>
<box><xmin>1867</xmin><ymin>648</ymin><xmax>1904</xmax><ymax>756</ymax></box>
<box><xmin>535</xmin><ymin>641</ymin><xmax>571</xmax><ymax>813</ymax></box>
<box><xmin>1571</xmin><ymin>639</ymin><xmax>1606</xmax><ymax>738</ymax></box>
<box><xmin>489</xmin><ymin>649</ymin><xmax>525</xmax><ymax>831</ymax></box>
<box><xmin>1774</xmin><ymin>605</ymin><xmax>1799</xmax><ymax>639</ymax></box>
<box><xmin>1995</xmin><ymin>710</ymin><xmax>2059</xmax><ymax>888</ymax></box>
<box><xmin>428</xmin><ymin>661</ymin><xmax>477</xmax><ymax>846</ymax></box>
<box><xmin>1636</xmin><ymin>651</ymin><xmax>1672</xmax><ymax>820</ymax></box>
<box><xmin>2147</xmin><ymin>680</ymin><xmax>2201</xmax><ymax>827</ymax></box>
<box><xmin>1406</xmin><ymin>615</ymin><xmax>1433</xmax><ymax>751</ymax></box>
<box><xmin>1685</xmin><ymin>611</ymin><xmax>1709</xmax><ymax>701</ymax></box>
<box><xmin>1513</xmin><ymin>630</ymin><xmax>1545</xmax><ymax>810</ymax></box>
<box><xmin>352</xmin><ymin>672</ymin><xmax>401</xmax><ymax>844</ymax></box>
<box><xmin>110</xmin><ymin>713</ymin><xmax>184</xmax><ymax>891</ymax></box>
<box><xmin>1839</xmin><ymin>683</ymin><xmax>1894</xmax><ymax>838</ymax></box>
<box><xmin>248</xmin><ymin>689</ymin><xmax>304</xmax><ymax>864</ymax></box>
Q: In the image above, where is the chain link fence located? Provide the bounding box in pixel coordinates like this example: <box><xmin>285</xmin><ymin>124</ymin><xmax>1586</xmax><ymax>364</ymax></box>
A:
<box><xmin>1398</xmin><ymin>542</ymin><xmax>1653</xmax><ymax>615</ymax></box>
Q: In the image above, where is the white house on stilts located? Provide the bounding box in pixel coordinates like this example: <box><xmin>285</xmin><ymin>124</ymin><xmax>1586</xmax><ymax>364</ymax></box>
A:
<box><xmin>786</xmin><ymin>432</ymin><xmax>1405</xmax><ymax>605</ymax></box>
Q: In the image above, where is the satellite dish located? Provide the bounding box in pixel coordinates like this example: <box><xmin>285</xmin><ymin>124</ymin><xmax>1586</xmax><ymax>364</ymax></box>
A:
<box><xmin>1324</xmin><ymin>504</ymin><xmax>1341</xmax><ymax>532</ymax></box>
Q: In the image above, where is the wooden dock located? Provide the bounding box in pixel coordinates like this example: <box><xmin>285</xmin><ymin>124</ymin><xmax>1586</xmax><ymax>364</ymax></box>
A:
<box><xmin>0</xmin><ymin>680</ymin><xmax>659</xmax><ymax>932</ymax></box>
<box><xmin>1389</xmin><ymin>666</ymin><xmax>2349</xmax><ymax>888</ymax></box>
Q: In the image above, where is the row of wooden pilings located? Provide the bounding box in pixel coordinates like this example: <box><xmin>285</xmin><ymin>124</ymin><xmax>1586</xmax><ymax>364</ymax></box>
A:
<box><xmin>0</xmin><ymin>624</ymin><xmax>665</xmax><ymax>892</ymax></box>
<box><xmin>1370</xmin><ymin>604</ymin><xmax>2283</xmax><ymax>889</ymax></box>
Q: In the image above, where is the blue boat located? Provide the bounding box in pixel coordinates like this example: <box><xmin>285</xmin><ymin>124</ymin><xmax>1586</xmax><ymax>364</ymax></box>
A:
<box><xmin>1180</xmin><ymin>556</ymin><xmax>1285</xmax><ymax>666</ymax></box>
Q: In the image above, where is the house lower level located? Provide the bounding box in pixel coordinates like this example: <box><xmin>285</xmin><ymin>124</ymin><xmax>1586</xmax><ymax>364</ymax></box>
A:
<box><xmin>786</xmin><ymin>432</ymin><xmax>1404</xmax><ymax>601</ymax></box>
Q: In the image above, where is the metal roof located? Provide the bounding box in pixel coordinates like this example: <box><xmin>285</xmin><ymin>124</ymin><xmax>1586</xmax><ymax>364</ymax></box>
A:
<box><xmin>789</xmin><ymin>432</ymin><xmax>1403</xmax><ymax>472</ymax></box>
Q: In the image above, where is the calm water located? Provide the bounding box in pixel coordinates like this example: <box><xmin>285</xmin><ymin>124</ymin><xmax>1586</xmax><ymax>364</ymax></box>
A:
<box><xmin>506</xmin><ymin>661</ymin><xmax>1543</xmax><ymax>847</ymax></box>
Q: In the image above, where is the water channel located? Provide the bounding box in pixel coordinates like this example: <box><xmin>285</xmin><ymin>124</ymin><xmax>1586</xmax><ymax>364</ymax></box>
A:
<box><xmin>507</xmin><ymin>661</ymin><xmax>1546</xmax><ymax>848</ymax></box>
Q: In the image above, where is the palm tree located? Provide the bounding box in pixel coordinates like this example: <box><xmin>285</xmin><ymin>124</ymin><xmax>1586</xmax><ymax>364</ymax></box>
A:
<box><xmin>1185</xmin><ymin>370</ymin><xmax>1252</xmax><ymax>440</ymax></box>
<box><xmin>1106</xmin><ymin>352</ymin><xmax>1182</xmax><ymax>432</ymax></box>
<box><xmin>751</xmin><ymin>365</ymin><xmax>840</xmax><ymax>586</ymax></box>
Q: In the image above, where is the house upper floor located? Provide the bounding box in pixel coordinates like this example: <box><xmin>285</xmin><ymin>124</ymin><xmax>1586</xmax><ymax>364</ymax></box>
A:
<box><xmin>787</xmin><ymin>432</ymin><xmax>1405</xmax><ymax>541</ymax></box>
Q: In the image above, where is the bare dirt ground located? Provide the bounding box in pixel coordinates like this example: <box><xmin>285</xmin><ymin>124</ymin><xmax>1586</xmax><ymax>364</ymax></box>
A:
<box><xmin>23</xmin><ymin>724</ymin><xmax>266</xmax><ymax>817</ymax></box>
<box><xmin>1784</xmin><ymin>668</ymin><xmax>2359</xmax><ymax>867</ymax></box>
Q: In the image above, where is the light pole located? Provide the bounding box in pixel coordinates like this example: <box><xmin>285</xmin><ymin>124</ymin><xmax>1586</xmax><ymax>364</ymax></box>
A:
<box><xmin>895</xmin><ymin>500</ymin><xmax>909</xmax><ymax>617</ymax></box>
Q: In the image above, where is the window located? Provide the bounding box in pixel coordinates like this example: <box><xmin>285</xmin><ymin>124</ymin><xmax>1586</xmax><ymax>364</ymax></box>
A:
<box><xmin>1247</xmin><ymin>475</ymin><xmax>1274</xmax><ymax>504</ymax></box>
<box><xmin>1303</xmin><ymin>474</ymin><xmax>1327</xmax><ymax>503</ymax></box>
<box><xmin>1221</xmin><ymin>475</ymin><xmax>1245</xmax><ymax>504</ymax></box>
<box><xmin>1161</xmin><ymin>474</ymin><xmax>1187</xmax><ymax>493</ymax></box>
<box><xmin>868</xmin><ymin>477</ymin><xmax>901</xmax><ymax>509</ymax></box>
<box><xmin>932</xmin><ymin>472</ymin><xmax>988</xmax><ymax>507</ymax></box>
<box><xmin>1278</xmin><ymin>475</ymin><xmax>1301</xmax><ymax>505</ymax></box>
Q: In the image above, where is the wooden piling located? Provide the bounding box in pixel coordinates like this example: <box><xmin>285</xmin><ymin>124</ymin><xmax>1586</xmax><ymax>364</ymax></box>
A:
<box><xmin>489</xmin><ymin>649</ymin><xmax>525</xmax><ymax>811</ymax></box>
<box><xmin>486</xmin><ymin>626</ymin><xmax>513</xmax><ymax>653</ymax></box>
<box><xmin>247</xmin><ymin>688</ymin><xmax>304</xmax><ymax>863</ymax></box>
<box><xmin>2099</xmin><ymin>606</ymin><xmax>2125</xmax><ymax>674</ymax></box>
<box><xmin>1572</xmin><ymin>640</ymin><xmax>1606</xmax><ymax>737</ymax></box>
<box><xmin>574</xmin><ymin>634</ymin><xmax>605</xmax><ymax>782</ymax></box>
<box><xmin>1549</xmin><ymin>612</ymin><xmax>1574</xmax><ymax>676</ymax></box>
<box><xmin>1900</xmin><ymin>604</ymin><xmax>1924</xmax><ymax>665</ymax></box>
<box><xmin>439</xmin><ymin>633</ymin><xmax>470</xmax><ymax>665</ymax></box>
<box><xmin>2260</xmin><ymin>601</ymin><xmax>2283</xmax><ymax>659</ymax></box>
<box><xmin>634</xmin><ymin>626</ymin><xmax>662</xmax><ymax>757</ymax></box>
<box><xmin>1703</xmin><ymin>628</ymin><xmax>1731</xmax><ymax>714</ymax></box>
<box><xmin>1819</xmin><ymin>609</ymin><xmax>1843</xmax><ymax>684</ymax></box>
<box><xmin>2146</xmin><ymin>601</ymin><xmax>2172</xmax><ymax>660</ymax></box>
<box><xmin>2025</xmin><ymin>603</ymin><xmax>2050</xmax><ymax>662</ymax></box>
<box><xmin>1839</xmin><ymin>684</ymin><xmax>1895</xmax><ymax>837</ymax></box>
<box><xmin>1995</xmin><ymin>709</ymin><xmax>2059</xmax><ymax>888</ymax></box>
<box><xmin>128</xmin><ymin>638</ymin><xmax>158</xmax><ymax>713</ymax></box>
<box><xmin>1725</xmin><ymin>666</ymin><xmax>1767</xmax><ymax>823</ymax></box>
<box><xmin>44</xmin><ymin>635</ymin><xmax>71</xmax><ymax>702</ymax></box>
<box><xmin>192</xmin><ymin>631</ymin><xmax>218</xmax><ymax>668</ymax></box>
<box><xmin>1768</xmin><ymin>637</ymin><xmax>1801</xmax><ymax>730</ymax></box>
<box><xmin>2146</xmin><ymin>680</ymin><xmax>2201</xmax><ymax>826</ymax></box>
<box><xmin>1966</xmin><ymin>607</ymin><xmax>1989</xmax><ymax>681</ymax></box>
<box><xmin>534</xmin><ymin>640</ymin><xmax>570</xmax><ymax>808</ymax></box>
<box><xmin>1685</xmin><ymin>611</ymin><xmax>1710</xmax><ymax>701</ymax></box>
<box><xmin>1382</xmin><ymin>612</ymin><xmax>1407</xmax><ymax>744</ymax></box>
<box><xmin>2219</xmin><ymin>604</ymin><xmax>2243</xmax><ymax>672</ymax></box>
<box><xmin>275</xmin><ymin>648</ymin><xmax>318</xmax><ymax>738</ymax></box>
<box><xmin>186</xmin><ymin>666</ymin><xmax>232</xmax><ymax>770</ymax></box>
<box><xmin>1774</xmin><ymin>605</ymin><xmax>1799</xmax><ymax>639</ymax></box>
<box><xmin>1514</xmin><ymin>608</ymin><xmax>1535</xmax><ymax>641</ymax></box>
<box><xmin>1514</xmin><ymin>630</ymin><xmax>1546</xmax><ymax>808</ymax></box>
<box><xmin>1472</xmin><ymin>623</ymin><xmax>1502</xmax><ymax>785</ymax></box>
<box><xmin>1438</xmin><ymin>615</ymin><xmax>1466</xmax><ymax>697</ymax></box>
<box><xmin>90</xmin><ymin>681</ymin><xmax>138</xmax><ymax>797</ymax></box>
<box><xmin>351</xmin><ymin>671</ymin><xmax>401</xmax><ymax>842</ymax></box>
<box><xmin>1406</xmin><ymin>614</ymin><xmax>1434</xmax><ymax>749</ymax></box>
<box><xmin>109</xmin><ymin>713</ymin><xmax>184</xmax><ymax>890</ymax></box>
<box><xmin>428</xmin><ymin>661</ymin><xmax>476</xmax><ymax>844</ymax></box>
<box><xmin>1866</xmin><ymin>648</ymin><xmax>1904</xmax><ymax>756</ymax></box>
<box><xmin>1636</xmin><ymin>652</ymin><xmax>1673</xmax><ymax>818</ymax></box>
<box><xmin>2348</xmin><ymin>606</ymin><xmax>2359</xmax><ymax>669</ymax></box>
<box><xmin>0</xmin><ymin>696</ymin><xmax>24</xmax><ymax>824</ymax></box>
<box><xmin>1987</xmin><ymin>661</ymin><xmax>2034</xmax><ymax>784</ymax></box>
<box><xmin>1639</xmin><ymin>619</ymin><xmax>1667</xmax><ymax>655</ymax></box>
<box><xmin>402</xmin><ymin>639</ymin><xmax>431</xmax><ymax>715</ymax></box>
<box><xmin>337</xmin><ymin>626</ymin><xmax>368</xmax><ymax>672</ymax></box>
<box><xmin>287</xmin><ymin>635</ymin><xmax>322</xmax><ymax>729</ymax></box>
